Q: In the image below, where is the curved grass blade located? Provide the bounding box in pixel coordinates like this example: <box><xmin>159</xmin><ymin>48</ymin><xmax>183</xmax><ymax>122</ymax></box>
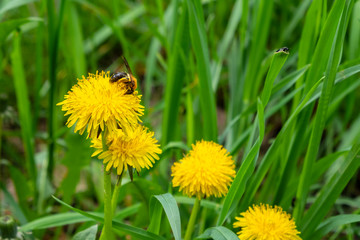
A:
<box><xmin>52</xmin><ymin>196</ymin><xmax>165</xmax><ymax>240</ymax></box>
<box><xmin>20</xmin><ymin>204</ymin><xmax>142</xmax><ymax>232</ymax></box>
<box><xmin>239</xmin><ymin>78</ymin><xmax>323</xmax><ymax>211</ymax></box>
<box><xmin>73</xmin><ymin>225</ymin><xmax>98</xmax><ymax>240</ymax></box>
<box><xmin>0</xmin><ymin>17</ymin><xmax>42</xmax><ymax>42</ymax></box>
<box><xmin>0</xmin><ymin>0</ymin><xmax>38</xmax><ymax>17</ymax></box>
<box><xmin>300</xmin><ymin>141</ymin><xmax>360</xmax><ymax>238</ymax></box>
<box><xmin>217</xmin><ymin>99</ymin><xmax>264</xmax><ymax>225</ymax></box>
<box><xmin>294</xmin><ymin>0</ymin><xmax>351</xmax><ymax>222</ymax></box>
<box><xmin>161</xmin><ymin>0</ymin><xmax>189</xmax><ymax>145</ymax></box>
<box><xmin>149</xmin><ymin>193</ymin><xmax>181</xmax><ymax>240</ymax></box>
<box><xmin>10</xmin><ymin>31</ymin><xmax>36</xmax><ymax>193</ymax></box>
<box><xmin>186</xmin><ymin>0</ymin><xmax>217</xmax><ymax>141</ymax></box>
<box><xmin>196</xmin><ymin>226</ymin><xmax>238</xmax><ymax>240</ymax></box>
<box><xmin>311</xmin><ymin>214</ymin><xmax>360</xmax><ymax>240</ymax></box>
<box><xmin>261</xmin><ymin>48</ymin><xmax>289</xmax><ymax>107</ymax></box>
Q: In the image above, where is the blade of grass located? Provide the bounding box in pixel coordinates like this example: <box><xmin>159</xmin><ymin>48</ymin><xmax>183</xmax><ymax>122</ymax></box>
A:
<box><xmin>47</xmin><ymin>0</ymin><xmax>66</xmax><ymax>180</ymax></box>
<box><xmin>217</xmin><ymin>99</ymin><xmax>264</xmax><ymax>225</ymax></box>
<box><xmin>261</xmin><ymin>49</ymin><xmax>289</xmax><ymax>107</ymax></box>
<box><xmin>243</xmin><ymin>0</ymin><xmax>273</xmax><ymax>102</ymax></box>
<box><xmin>0</xmin><ymin>0</ymin><xmax>38</xmax><ymax>17</ymax></box>
<box><xmin>196</xmin><ymin>226</ymin><xmax>239</xmax><ymax>240</ymax></box>
<box><xmin>294</xmin><ymin>0</ymin><xmax>352</xmax><ymax>222</ymax></box>
<box><xmin>239</xmin><ymin>78</ymin><xmax>323</xmax><ymax>212</ymax></box>
<box><xmin>311</xmin><ymin>214</ymin><xmax>360</xmax><ymax>240</ymax></box>
<box><xmin>10</xmin><ymin>31</ymin><xmax>36</xmax><ymax>196</ymax></box>
<box><xmin>348</xmin><ymin>1</ymin><xmax>360</xmax><ymax>60</ymax></box>
<box><xmin>300</xmin><ymin>140</ymin><xmax>360</xmax><ymax>238</ymax></box>
<box><xmin>149</xmin><ymin>194</ymin><xmax>181</xmax><ymax>240</ymax></box>
<box><xmin>52</xmin><ymin>196</ymin><xmax>166</xmax><ymax>240</ymax></box>
<box><xmin>186</xmin><ymin>0</ymin><xmax>217</xmax><ymax>141</ymax></box>
<box><xmin>161</xmin><ymin>0</ymin><xmax>189</xmax><ymax>145</ymax></box>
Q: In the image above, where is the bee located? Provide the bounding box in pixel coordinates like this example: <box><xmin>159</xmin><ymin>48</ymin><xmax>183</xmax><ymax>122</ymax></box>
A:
<box><xmin>110</xmin><ymin>56</ymin><xmax>137</xmax><ymax>94</ymax></box>
<box><xmin>276</xmin><ymin>47</ymin><xmax>289</xmax><ymax>53</ymax></box>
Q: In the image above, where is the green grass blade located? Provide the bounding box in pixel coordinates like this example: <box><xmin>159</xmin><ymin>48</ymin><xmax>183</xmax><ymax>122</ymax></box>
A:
<box><xmin>73</xmin><ymin>225</ymin><xmax>98</xmax><ymax>240</ymax></box>
<box><xmin>47</xmin><ymin>0</ymin><xmax>66</xmax><ymax>180</ymax></box>
<box><xmin>67</xmin><ymin>2</ymin><xmax>87</xmax><ymax>76</ymax></box>
<box><xmin>311</xmin><ymin>214</ymin><xmax>360</xmax><ymax>240</ymax></box>
<box><xmin>0</xmin><ymin>17</ymin><xmax>42</xmax><ymax>42</ymax></box>
<box><xmin>294</xmin><ymin>0</ymin><xmax>351</xmax><ymax>222</ymax></box>
<box><xmin>261</xmin><ymin>49</ymin><xmax>289</xmax><ymax>107</ymax></box>
<box><xmin>348</xmin><ymin>1</ymin><xmax>360</xmax><ymax>59</ymax></box>
<box><xmin>243</xmin><ymin>0</ymin><xmax>273</xmax><ymax>102</ymax></box>
<box><xmin>300</xmin><ymin>141</ymin><xmax>360</xmax><ymax>238</ymax></box>
<box><xmin>211</xmin><ymin>0</ymin><xmax>242</xmax><ymax>90</ymax></box>
<box><xmin>161</xmin><ymin>1</ymin><xmax>189</xmax><ymax>145</ymax></box>
<box><xmin>52</xmin><ymin>196</ymin><xmax>166</xmax><ymax>240</ymax></box>
<box><xmin>239</xmin><ymin>78</ymin><xmax>323</xmax><ymax>211</ymax></box>
<box><xmin>280</xmin><ymin>0</ymin><xmax>312</xmax><ymax>43</ymax></box>
<box><xmin>196</xmin><ymin>226</ymin><xmax>238</xmax><ymax>240</ymax></box>
<box><xmin>150</xmin><ymin>194</ymin><xmax>181</xmax><ymax>240</ymax></box>
<box><xmin>20</xmin><ymin>212</ymin><xmax>95</xmax><ymax>231</ymax></box>
<box><xmin>10</xmin><ymin>31</ymin><xmax>36</xmax><ymax>193</ymax></box>
<box><xmin>148</xmin><ymin>198</ymin><xmax>163</xmax><ymax>234</ymax></box>
<box><xmin>217</xmin><ymin>99</ymin><xmax>264</xmax><ymax>225</ymax></box>
<box><xmin>1</xmin><ymin>185</ymin><xmax>28</xmax><ymax>225</ymax></box>
<box><xmin>0</xmin><ymin>0</ymin><xmax>38</xmax><ymax>17</ymax></box>
<box><xmin>186</xmin><ymin>0</ymin><xmax>217</xmax><ymax>141</ymax></box>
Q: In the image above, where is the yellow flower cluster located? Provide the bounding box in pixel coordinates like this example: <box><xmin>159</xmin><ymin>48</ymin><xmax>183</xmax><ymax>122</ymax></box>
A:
<box><xmin>234</xmin><ymin>204</ymin><xmax>302</xmax><ymax>240</ymax></box>
<box><xmin>58</xmin><ymin>71</ymin><xmax>161</xmax><ymax>176</ymax></box>
<box><xmin>171</xmin><ymin>140</ymin><xmax>235</xmax><ymax>199</ymax></box>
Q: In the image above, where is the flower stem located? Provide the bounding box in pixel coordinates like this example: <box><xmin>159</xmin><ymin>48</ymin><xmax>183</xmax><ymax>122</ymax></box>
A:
<box><xmin>100</xmin><ymin>172</ymin><xmax>113</xmax><ymax>240</ymax></box>
<box><xmin>111</xmin><ymin>176</ymin><xmax>122</xmax><ymax>215</ymax></box>
<box><xmin>99</xmin><ymin>129</ymin><xmax>114</xmax><ymax>240</ymax></box>
<box><xmin>184</xmin><ymin>198</ymin><xmax>201</xmax><ymax>240</ymax></box>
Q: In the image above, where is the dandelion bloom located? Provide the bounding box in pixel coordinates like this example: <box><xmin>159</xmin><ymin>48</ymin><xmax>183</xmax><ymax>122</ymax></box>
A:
<box><xmin>233</xmin><ymin>204</ymin><xmax>301</xmax><ymax>240</ymax></box>
<box><xmin>57</xmin><ymin>71</ymin><xmax>144</xmax><ymax>138</ymax></box>
<box><xmin>91</xmin><ymin>126</ymin><xmax>162</xmax><ymax>175</ymax></box>
<box><xmin>171</xmin><ymin>140</ymin><xmax>235</xmax><ymax>199</ymax></box>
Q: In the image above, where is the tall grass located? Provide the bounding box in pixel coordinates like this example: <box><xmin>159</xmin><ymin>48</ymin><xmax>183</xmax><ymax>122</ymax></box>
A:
<box><xmin>1</xmin><ymin>0</ymin><xmax>360</xmax><ymax>239</ymax></box>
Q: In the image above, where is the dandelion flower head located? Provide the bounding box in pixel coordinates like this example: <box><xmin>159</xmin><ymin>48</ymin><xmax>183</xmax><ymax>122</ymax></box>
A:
<box><xmin>91</xmin><ymin>125</ymin><xmax>162</xmax><ymax>175</ymax></box>
<box><xmin>171</xmin><ymin>140</ymin><xmax>235</xmax><ymax>199</ymax></box>
<box><xmin>233</xmin><ymin>204</ymin><xmax>301</xmax><ymax>240</ymax></box>
<box><xmin>57</xmin><ymin>71</ymin><xmax>144</xmax><ymax>138</ymax></box>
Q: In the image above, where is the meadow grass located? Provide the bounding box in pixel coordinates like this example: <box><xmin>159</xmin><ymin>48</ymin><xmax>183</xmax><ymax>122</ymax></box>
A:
<box><xmin>1</xmin><ymin>0</ymin><xmax>360</xmax><ymax>239</ymax></box>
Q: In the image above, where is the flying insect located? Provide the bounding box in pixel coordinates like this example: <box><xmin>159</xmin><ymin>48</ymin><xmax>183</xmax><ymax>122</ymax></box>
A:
<box><xmin>110</xmin><ymin>56</ymin><xmax>137</xmax><ymax>94</ymax></box>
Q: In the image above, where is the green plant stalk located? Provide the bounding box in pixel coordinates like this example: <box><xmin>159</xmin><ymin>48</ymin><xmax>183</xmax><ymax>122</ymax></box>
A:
<box><xmin>47</xmin><ymin>0</ymin><xmax>66</xmax><ymax>180</ymax></box>
<box><xmin>11</xmin><ymin>31</ymin><xmax>37</xmax><ymax>197</ymax></box>
<box><xmin>294</xmin><ymin>0</ymin><xmax>350</xmax><ymax>222</ymax></box>
<box><xmin>184</xmin><ymin>198</ymin><xmax>200</xmax><ymax>240</ymax></box>
<box><xmin>100</xmin><ymin>130</ymin><xmax>114</xmax><ymax>240</ymax></box>
<box><xmin>111</xmin><ymin>176</ymin><xmax>122</xmax><ymax>215</ymax></box>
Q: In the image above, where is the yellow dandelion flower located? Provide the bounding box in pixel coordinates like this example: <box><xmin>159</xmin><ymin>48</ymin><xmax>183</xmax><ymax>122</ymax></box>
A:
<box><xmin>57</xmin><ymin>71</ymin><xmax>144</xmax><ymax>138</ymax></box>
<box><xmin>171</xmin><ymin>140</ymin><xmax>236</xmax><ymax>199</ymax></box>
<box><xmin>91</xmin><ymin>125</ymin><xmax>162</xmax><ymax>175</ymax></box>
<box><xmin>233</xmin><ymin>204</ymin><xmax>302</xmax><ymax>240</ymax></box>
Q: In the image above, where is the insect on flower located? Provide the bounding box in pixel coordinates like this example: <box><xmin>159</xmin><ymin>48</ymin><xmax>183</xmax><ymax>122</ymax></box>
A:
<box><xmin>110</xmin><ymin>56</ymin><xmax>138</xmax><ymax>94</ymax></box>
<box><xmin>276</xmin><ymin>47</ymin><xmax>289</xmax><ymax>53</ymax></box>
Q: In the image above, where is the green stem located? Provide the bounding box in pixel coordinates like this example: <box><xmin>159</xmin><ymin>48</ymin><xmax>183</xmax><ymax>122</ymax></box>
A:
<box><xmin>184</xmin><ymin>198</ymin><xmax>201</xmax><ymax>240</ymax></box>
<box><xmin>111</xmin><ymin>176</ymin><xmax>122</xmax><ymax>215</ymax></box>
<box><xmin>100</xmin><ymin>173</ymin><xmax>113</xmax><ymax>240</ymax></box>
<box><xmin>99</xmin><ymin>130</ymin><xmax>114</xmax><ymax>240</ymax></box>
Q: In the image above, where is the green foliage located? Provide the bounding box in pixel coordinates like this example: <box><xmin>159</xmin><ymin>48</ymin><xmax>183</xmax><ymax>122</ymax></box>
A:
<box><xmin>1</xmin><ymin>0</ymin><xmax>360</xmax><ymax>239</ymax></box>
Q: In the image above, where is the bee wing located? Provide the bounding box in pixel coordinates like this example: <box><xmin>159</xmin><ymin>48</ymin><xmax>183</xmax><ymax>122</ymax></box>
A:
<box><xmin>122</xmin><ymin>56</ymin><xmax>134</xmax><ymax>77</ymax></box>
